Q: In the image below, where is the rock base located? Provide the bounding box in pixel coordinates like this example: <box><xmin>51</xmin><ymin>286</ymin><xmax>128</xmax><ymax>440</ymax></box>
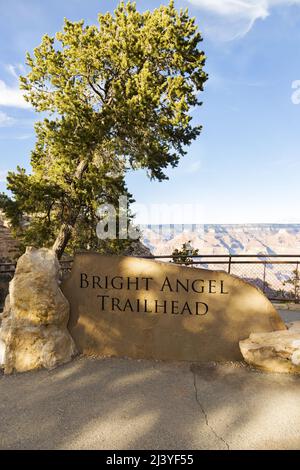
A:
<box><xmin>0</xmin><ymin>247</ymin><xmax>76</xmax><ymax>374</ymax></box>
<box><xmin>240</xmin><ymin>322</ymin><xmax>300</xmax><ymax>374</ymax></box>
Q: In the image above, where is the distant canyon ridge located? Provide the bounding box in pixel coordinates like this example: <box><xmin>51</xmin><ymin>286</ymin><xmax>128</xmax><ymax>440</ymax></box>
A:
<box><xmin>140</xmin><ymin>224</ymin><xmax>300</xmax><ymax>298</ymax></box>
<box><xmin>141</xmin><ymin>224</ymin><xmax>300</xmax><ymax>256</ymax></box>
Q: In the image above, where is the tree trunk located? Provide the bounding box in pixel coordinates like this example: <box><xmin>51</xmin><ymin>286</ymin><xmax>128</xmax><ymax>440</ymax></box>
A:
<box><xmin>52</xmin><ymin>223</ymin><xmax>73</xmax><ymax>260</ymax></box>
<box><xmin>52</xmin><ymin>159</ymin><xmax>89</xmax><ymax>259</ymax></box>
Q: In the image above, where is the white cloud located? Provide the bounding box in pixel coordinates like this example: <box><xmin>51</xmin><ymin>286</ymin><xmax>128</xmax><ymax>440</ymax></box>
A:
<box><xmin>0</xmin><ymin>134</ymin><xmax>33</xmax><ymax>141</ymax></box>
<box><xmin>0</xmin><ymin>170</ymin><xmax>7</xmax><ymax>183</ymax></box>
<box><xmin>15</xmin><ymin>134</ymin><xmax>33</xmax><ymax>140</ymax></box>
<box><xmin>187</xmin><ymin>0</ymin><xmax>300</xmax><ymax>40</ymax></box>
<box><xmin>291</xmin><ymin>79</ymin><xmax>300</xmax><ymax>104</ymax></box>
<box><xmin>189</xmin><ymin>0</ymin><xmax>269</xmax><ymax>18</ymax></box>
<box><xmin>5</xmin><ymin>63</ymin><xmax>26</xmax><ymax>80</ymax></box>
<box><xmin>185</xmin><ymin>159</ymin><xmax>202</xmax><ymax>173</ymax></box>
<box><xmin>0</xmin><ymin>79</ymin><xmax>30</xmax><ymax>109</ymax></box>
<box><xmin>0</xmin><ymin>111</ymin><xmax>15</xmax><ymax>127</ymax></box>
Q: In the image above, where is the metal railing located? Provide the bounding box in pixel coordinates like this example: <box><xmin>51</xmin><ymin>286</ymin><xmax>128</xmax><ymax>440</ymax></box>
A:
<box><xmin>1</xmin><ymin>254</ymin><xmax>300</xmax><ymax>304</ymax></box>
<box><xmin>138</xmin><ymin>254</ymin><xmax>300</xmax><ymax>303</ymax></box>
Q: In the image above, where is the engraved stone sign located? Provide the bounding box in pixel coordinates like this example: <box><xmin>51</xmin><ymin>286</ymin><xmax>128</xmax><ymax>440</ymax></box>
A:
<box><xmin>62</xmin><ymin>253</ymin><xmax>286</xmax><ymax>362</ymax></box>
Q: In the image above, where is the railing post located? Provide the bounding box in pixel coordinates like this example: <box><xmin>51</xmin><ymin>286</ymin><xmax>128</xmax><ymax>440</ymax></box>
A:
<box><xmin>296</xmin><ymin>261</ymin><xmax>299</xmax><ymax>303</ymax></box>
<box><xmin>263</xmin><ymin>262</ymin><xmax>267</xmax><ymax>293</ymax></box>
<box><xmin>228</xmin><ymin>255</ymin><xmax>232</xmax><ymax>274</ymax></box>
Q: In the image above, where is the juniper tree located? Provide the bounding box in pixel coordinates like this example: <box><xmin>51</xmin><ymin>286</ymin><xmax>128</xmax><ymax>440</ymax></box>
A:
<box><xmin>0</xmin><ymin>1</ymin><xmax>207</xmax><ymax>258</ymax></box>
<box><xmin>283</xmin><ymin>268</ymin><xmax>300</xmax><ymax>303</ymax></box>
<box><xmin>172</xmin><ymin>241</ymin><xmax>199</xmax><ymax>266</ymax></box>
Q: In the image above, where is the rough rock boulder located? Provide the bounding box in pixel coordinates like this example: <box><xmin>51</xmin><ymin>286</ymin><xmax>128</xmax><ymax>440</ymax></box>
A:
<box><xmin>0</xmin><ymin>247</ymin><xmax>76</xmax><ymax>374</ymax></box>
<box><xmin>239</xmin><ymin>322</ymin><xmax>300</xmax><ymax>374</ymax></box>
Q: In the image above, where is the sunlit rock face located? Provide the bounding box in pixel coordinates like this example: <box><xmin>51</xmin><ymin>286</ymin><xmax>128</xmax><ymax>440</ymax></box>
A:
<box><xmin>63</xmin><ymin>253</ymin><xmax>285</xmax><ymax>362</ymax></box>
<box><xmin>240</xmin><ymin>322</ymin><xmax>300</xmax><ymax>374</ymax></box>
<box><xmin>0</xmin><ymin>247</ymin><xmax>76</xmax><ymax>374</ymax></box>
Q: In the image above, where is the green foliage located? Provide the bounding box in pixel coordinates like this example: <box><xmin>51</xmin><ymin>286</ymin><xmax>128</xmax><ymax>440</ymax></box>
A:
<box><xmin>0</xmin><ymin>1</ymin><xmax>207</xmax><ymax>257</ymax></box>
<box><xmin>172</xmin><ymin>241</ymin><xmax>199</xmax><ymax>265</ymax></box>
<box><xmin>283</xmin><ymin>268</ymin><xmax>300</xmax><ymax>303</ymax></box>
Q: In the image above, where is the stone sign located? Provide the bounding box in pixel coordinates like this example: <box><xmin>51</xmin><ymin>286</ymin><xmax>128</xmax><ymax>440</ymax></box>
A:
<box><xmin>62</xmin><ymin>253</ymin><xmax>286</xmax><ymax>362</ymax></box>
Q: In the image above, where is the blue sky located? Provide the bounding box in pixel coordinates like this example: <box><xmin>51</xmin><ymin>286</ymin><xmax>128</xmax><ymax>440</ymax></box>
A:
<box><xmin>0</xmin><ymin>0</ymin><xmax>300</xmax><ymax>224</ymax></box>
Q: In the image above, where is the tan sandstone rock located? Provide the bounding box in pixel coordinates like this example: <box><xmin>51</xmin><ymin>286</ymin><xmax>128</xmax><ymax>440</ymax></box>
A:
<box><xmin>0</xmin><ymin>247</ymin><xmax>76</xmax><ymax>374</ymax></box>
<box><xmin>63</xmin><ymin>253</ymin><xmax>285</xmax><ymax>362</ymax></box>
<box><xmin>239</xmin><ymin>322</ymin><xmax>300</xmax><ymax>374</ymax></box>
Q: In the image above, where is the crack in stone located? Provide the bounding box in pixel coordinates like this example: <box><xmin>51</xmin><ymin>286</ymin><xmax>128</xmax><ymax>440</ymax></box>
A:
<box><xmin>192</xmin><ymin>370</ymin><xmax>230</xmax><ymax>450</ymax></box>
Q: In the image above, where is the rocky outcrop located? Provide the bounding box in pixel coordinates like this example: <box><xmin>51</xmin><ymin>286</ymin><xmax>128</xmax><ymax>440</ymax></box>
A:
<box><xmin>123</xmin><ymin>240</ymin><xmax>153</xmax><ymax>258</ymax></box>
<box><xmin>239</xmin><ymin>322</ymin><xmax>300</xmax><ymax>374</ymax></box>
<box><xmin>0</xmin><ymin>211</ymin><xmax>20</xmax><ymax>261</ymax></box>
<box><xmin>0</xmin><ymin>247</ymin><xmax>76</xmax><ymax>374</ymax></box>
